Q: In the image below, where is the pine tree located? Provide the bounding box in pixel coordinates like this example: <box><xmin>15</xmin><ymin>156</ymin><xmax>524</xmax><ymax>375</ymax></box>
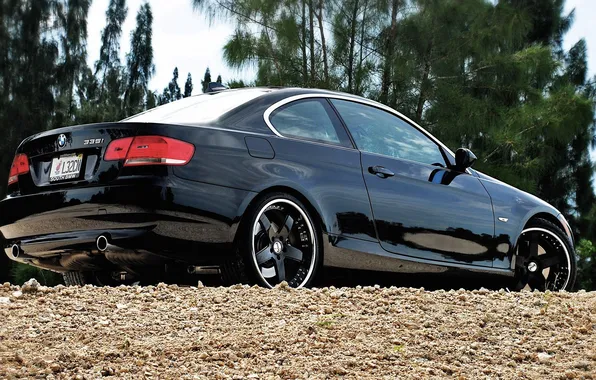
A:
<box><xmin>201</xmin><ymin>67</ymin><xmax>212</xmax><ymax>93</ymax></box>
<box><xmin>54</xmin><ymin>0</ymin><xmax>92</xmax><ymax>127</ymax></box>
<box><xmin>95</xmin><ymin>0</ymin><xmax>128</xmax><ymax>97</ymax></box>
<box><xmin>158</xmin><ymin>67</ymin><xmax>182</xmax><ymax>104</ymax></box>
<box><xmin>124</xmin><ymin>3</ymin><xmax>155</xmax><ymax>116</ymax></box>
<box><xmin>216</xmin><ymin>74</ymin><xmax>222</xmax><ymax>84</ymax></box>
<box><xmin>184</xmin><ymin>73</ymin><xmax>193</xmax><ymax>97</ymax></box>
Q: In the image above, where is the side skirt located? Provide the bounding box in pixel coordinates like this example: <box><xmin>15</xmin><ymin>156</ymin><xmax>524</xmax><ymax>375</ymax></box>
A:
<box><xmin>323</xmin><ymin>234</ymin><xmax>515</xmax><ymax>277</ymax></box>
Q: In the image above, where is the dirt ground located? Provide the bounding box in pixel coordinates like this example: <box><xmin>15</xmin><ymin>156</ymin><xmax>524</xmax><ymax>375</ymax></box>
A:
<box><xmin>0</xmin><ymin>281</ymin><xmax>594</xmax><ymax>379</ymax></box>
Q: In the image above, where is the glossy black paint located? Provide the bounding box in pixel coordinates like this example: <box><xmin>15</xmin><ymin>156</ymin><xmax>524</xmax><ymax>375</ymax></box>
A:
<box><xmin>0</xmin><ymin>88</ymin><xmax>569</xmax><ymax>282</ymax></box>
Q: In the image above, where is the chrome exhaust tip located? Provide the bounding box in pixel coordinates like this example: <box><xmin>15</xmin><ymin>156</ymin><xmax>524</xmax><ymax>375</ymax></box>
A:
<box><xmin>96</xmin><ymin>235</ymin><xmax>109</xmax><ymax>252</ymax></box>
<box><xmin>10</xmin><ymin>244</ymin><xmax>20</xmax><ymax>259</ymax></box>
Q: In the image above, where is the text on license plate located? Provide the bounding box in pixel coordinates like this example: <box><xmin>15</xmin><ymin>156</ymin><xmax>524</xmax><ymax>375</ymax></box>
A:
<box><xmin>50</xmin><ymin>154</ymin><xmax>83</xmax><ymax>182</ymax></box>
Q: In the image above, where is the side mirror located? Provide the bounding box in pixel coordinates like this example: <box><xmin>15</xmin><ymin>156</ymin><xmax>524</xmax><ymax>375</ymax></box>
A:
<box><xmin>454</xmin><ymin>148</ymin><xmax>477</xmax><ymax>171</ymax></box>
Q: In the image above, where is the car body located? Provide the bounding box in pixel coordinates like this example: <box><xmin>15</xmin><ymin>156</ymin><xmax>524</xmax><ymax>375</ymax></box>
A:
<box><xmin>0</xmin><ymin>87</ymin><xmax>576</xmax><ymax>289</ymax></box>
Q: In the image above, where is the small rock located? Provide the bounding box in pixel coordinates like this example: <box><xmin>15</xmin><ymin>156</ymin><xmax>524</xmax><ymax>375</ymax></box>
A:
<box><xmin>12</xmin><ymin>290</ymin><xmax>23</xmax><ymax>298</ymax></box>
<box><xmin>49</xmin><ymin>363</ymin><xmax>61</xmax><ymax>373</ymax></box>
<box><xmin>0</xmin><ymin>297</ymin><xmax>10</xmax><ymax>304</ymax></box>
<box><xmin>573</xmin><ymin>361</ymin><xmax>590</xmax><ymax>370</ymax></box>
<box><xmin>537</xmin><ymin>352</ymin><xmax>552</xmax><ymax>362</ymax></box>
<box><xmin>197</xmin><ymin>281</ymin><xmax>204</xmax><ymax>288</ymax></box>
<box><xmin>22</xmin><ymin>278</ymin><xmax>40</xmax><ymax>293</ymax></box>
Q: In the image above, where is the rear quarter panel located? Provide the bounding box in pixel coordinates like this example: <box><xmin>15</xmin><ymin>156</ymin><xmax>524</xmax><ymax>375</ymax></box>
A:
<box><xmin>172</xmin><ymin>126</ymin><xmax>376</xmax><ymax>242</ymax></box>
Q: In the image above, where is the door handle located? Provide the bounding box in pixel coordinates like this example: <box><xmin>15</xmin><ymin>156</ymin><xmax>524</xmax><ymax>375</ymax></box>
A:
<box><xmin>369</xmin><ymin>165</ymin><xmax>395</xmax><ymax>178</ymax></box>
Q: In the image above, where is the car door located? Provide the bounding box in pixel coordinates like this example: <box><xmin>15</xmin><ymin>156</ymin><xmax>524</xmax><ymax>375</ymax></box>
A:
<box><xmin>329</xmin><ymin>98</ymin><xmax>497</xmax><ymax>267</ymax></box>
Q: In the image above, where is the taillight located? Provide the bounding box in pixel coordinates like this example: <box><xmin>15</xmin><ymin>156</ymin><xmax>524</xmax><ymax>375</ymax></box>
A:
<box><xmin>8</xmin><ymin>153</ymin><xmax>30</xmax><ymax>185</ymax></box>
<box><xmin>104</xmin><ymin>137</ymin><xmax>133</xmax><ymax>161</ymax></box>
<box><xmin>104</xmin><ymin>136</ymin><xmax>195</xmax><ymax>166</ymax></box>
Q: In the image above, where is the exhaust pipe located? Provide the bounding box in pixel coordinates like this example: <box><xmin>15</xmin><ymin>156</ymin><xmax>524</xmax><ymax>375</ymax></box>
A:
<box><xmin>6</xmin><ymin>244</ymin><xmax>34</xmax><ymax>261</ymax></box>
<box><xmin>96</xmin><ymin>235</ymin><xmax>109</xmax><ymax>252</ymax></box>
<box><xmin>10</xmin><ymin>244</ymin><xmax>20</xmax><ymax>259</ymax></box>
<box><xmin>96</xmin><ymin>234</ymin><xmax>133</xmax><ymax>254</ymax></box>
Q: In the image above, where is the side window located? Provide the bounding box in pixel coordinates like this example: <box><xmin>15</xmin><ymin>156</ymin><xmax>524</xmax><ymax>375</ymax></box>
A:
<box><xmin>269</xmin><ymin>99</ymin><xmax>351</xmax><ymax>147</ymax></box>
<box><xmin>331</xmin><ymin>99</ymin><xmax>446</xmax><ymax>166</ymax></box>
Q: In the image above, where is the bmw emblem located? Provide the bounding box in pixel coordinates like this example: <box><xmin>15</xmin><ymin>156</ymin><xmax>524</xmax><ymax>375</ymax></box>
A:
<box><xmin>57</xmin><ymin>134</ymin><xmax>67</xmax><ymax>148</ymax></box>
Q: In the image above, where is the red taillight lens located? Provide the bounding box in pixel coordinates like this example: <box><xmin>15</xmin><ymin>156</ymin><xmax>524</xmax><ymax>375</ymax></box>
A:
<box><xmin>104</xmin><ymin>136</ymin><xmax>195</xmax><ymax>166</ymax></box>
<box><xmin>104</xmin><ymin>137</ymin><xmax>133</xmax><ymax>161</ymax></box>
<box><xmin>8</xmin><ymin>153</ymin><xmax>30</xmax><ymax>185</ymax></box>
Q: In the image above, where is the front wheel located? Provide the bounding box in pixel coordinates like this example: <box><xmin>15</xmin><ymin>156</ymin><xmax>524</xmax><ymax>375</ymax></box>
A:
<box><xmin>222</xmin><ymin>193</ymin><xmax>321</xmax><ymax>288</ymax></box>
<box><xmin>514</xmin><ymin>218</ymin><xmax>576</xmax><ymax>291</ymax></box>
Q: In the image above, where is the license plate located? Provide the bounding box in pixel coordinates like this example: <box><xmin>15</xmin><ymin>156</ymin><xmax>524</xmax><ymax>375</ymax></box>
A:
<box><xmin>50</xmin><ymin>154</ymin><xmax>83</xmax><ymax>182</ymax></box>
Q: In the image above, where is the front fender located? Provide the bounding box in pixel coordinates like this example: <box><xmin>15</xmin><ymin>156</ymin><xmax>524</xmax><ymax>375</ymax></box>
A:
<box><xmin>478</xmin><ymin>176</ymin><xmax>563</xmax><ymax>269</ymax></box>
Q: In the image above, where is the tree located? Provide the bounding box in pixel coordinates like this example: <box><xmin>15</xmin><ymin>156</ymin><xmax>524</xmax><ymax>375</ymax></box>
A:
<box><xmin>216</xmin><ymin>74</ymin><xmax>222</xmax><ymax>84</ymax></box>
<box><xmin>201</xmin><ymin>67</ymin><xmax>212</xmax><ymax>93</ymax></box>
<box><xmin>159</xmin><ymin>67</ymin><xmax>182</xmax><ymax>104</ymax></box>
<box><xmin>227</xmin><ymin>79</ymin><xmax>250</xmax><ymax>88</ymax></box>
<box><xmin>124</xmin><ymin>3</ymin><xmax>155</xmax><ymax>116</ymax></box>
<box><xmin>54</xmin><ymin>0</ymin><xmax>92</xmax><ymax>127</ymax></box>
<box><xmin>95</xmin><ymin>0</ymin><xmax>128</xmax><ymax>98</ymax></box>
<box><xmin>184</xmin><ymin>73</ymin><xmax>193</xmax><ymax>97</ymax></box>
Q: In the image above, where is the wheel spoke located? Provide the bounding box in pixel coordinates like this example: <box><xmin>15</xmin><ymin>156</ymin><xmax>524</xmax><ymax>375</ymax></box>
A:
<box><xmin>255</xmin><ymin>245</ymin><xmax>273</xmax><ymax>265</ymax></box>
<box><xmin>285</xmin><ymin>245</ymin><xmax>303</xmax><ymax>262</ymax></box>
<box><xmin>275</xmin><ymin>258</ymin><xmax>286</xmax><ymax>282</ymax></box>
<box><xmin>529</xmin><ymin>238</ymin><xmax>539</xmax><ymax>258</ymax></box>
<box><xmin>281</xmin><ymin>214</ymin><xmax>294</xmax><ymax>234</ymax></box>
<box><xmin>537</xmin><ymin>253</ymin><xmax>561</xmax><ymax>269</ymax></box>
<box><xmin>259</xmin><ymin>214</ymin><xmax>272</xmax><ymax>233</ymax></box>
<box><xmin>528</xmin><ymin>272</ymin><xmax>546</xmax><ymax>291</ymax></box>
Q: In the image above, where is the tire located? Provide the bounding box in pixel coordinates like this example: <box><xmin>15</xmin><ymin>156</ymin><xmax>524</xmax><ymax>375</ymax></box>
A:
<box><xmin>221</xmin><ymin>192</ymin><xmax>322</xmax><ymax>288</ymax></box>
<box><xmin>513</xmin><ymin>218</ymin><xmax>577</xmax><ymax>291</ymax></box>
<box><xmin>62</xmin><ymin>271</ymin><xmax>88</xmax><ymax>286</ymax></box>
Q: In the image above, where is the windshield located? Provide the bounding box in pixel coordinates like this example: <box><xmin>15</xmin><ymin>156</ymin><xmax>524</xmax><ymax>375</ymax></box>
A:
<box><xmin>122</xmin><ymin>89</ymin><xmax>270</xmax><ymax>124</ymax></box>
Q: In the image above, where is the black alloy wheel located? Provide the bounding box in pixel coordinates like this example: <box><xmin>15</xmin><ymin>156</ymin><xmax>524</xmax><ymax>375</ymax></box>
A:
<box><xmin>248</xmin><ymin>195</ymin><xmax>320</xmax><ymax>288</ymax></box>
<box><xmin>515</xmin><ymin>219</ymin><xmax>576</xmax><ymax>291</ymax></box>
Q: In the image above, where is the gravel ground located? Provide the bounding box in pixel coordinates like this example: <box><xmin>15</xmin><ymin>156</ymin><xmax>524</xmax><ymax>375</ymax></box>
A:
<box><xmin>0</xmin><ymin>281</ymin><xmax>594</xmax><ymax>380</ymax></box>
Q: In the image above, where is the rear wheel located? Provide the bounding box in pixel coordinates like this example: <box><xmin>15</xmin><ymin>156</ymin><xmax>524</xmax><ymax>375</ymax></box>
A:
<box><xmin>514</xmin><ymin>218</ymin><xmax>576</xmax><ymax>291</ymax></box>
<box><xmin>222</xmin><ymin>193</ymin><xmax>321</xmax><ymax>288</ymax></box>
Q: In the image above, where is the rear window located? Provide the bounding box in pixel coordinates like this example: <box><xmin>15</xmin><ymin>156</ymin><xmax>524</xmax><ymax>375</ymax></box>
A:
<box><xmin>122</xmin><ymin>89</ymin><xmax>270</xmax><ymax>124</ymax></box>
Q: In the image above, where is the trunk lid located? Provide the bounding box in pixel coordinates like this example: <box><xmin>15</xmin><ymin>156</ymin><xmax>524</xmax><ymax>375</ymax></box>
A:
<box><xmin>14</xmin><ymin>123</ymin><xmax>138</xmax><ymax>195</ymax></box>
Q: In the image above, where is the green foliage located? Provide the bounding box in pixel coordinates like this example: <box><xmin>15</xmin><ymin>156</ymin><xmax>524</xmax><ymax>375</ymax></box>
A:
<box><xmin>227</xmin><ymin>79</ymin><xmax>250</xmax><ymax>88</ymax></box>
<box><xmin>184</xmin><ymin>73</ymin><xmax>194</xmax><ymax>97</ymax></box>
<box><xmin>124</xmin><ymin>3</ymin><xmax>155</xmax><ymax>116</ymax></box>
<box><xmin>10</xmin><ymin>263</ymin><xmax>63</xmax><ymax>286</ymax></box>
<box><xmin>201</xmin><ymin>67</ymin><xmax>212</xmax><ymax>93</ymax></box>
<box><xmin>575</xmin><ymin>239</ymin><xmax>595</xmax><ymax>290</ymax></box>
<box><xmin>159</xmin><ymin>67</ymin><xmax>182</xmax><ymax>105</ymax></box>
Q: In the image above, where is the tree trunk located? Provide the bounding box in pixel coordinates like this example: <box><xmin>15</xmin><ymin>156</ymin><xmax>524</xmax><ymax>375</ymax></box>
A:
<box><xmin>356</xmin><ymin>0</ymin><xmax>369</xmax><ymax>95</ymax></box>
<box><xmin>415</xmin><ymin>41</ymin><xmax>433</xmax><ymax>123</ymax></box>
<box><xmin>317</xmin><ymin>0</ymin><xmax>329</xmax><ymax>87</ymax></box>
<box><xmin>308</xmin><ymin>0</ymin><xmax>315</xmax><ymax>86</ymax></box>
<box><xmin>301</xmin><ymin>0</ymin><xmax>308</xmax><ymax>86</ymax></box>
<box><xmin>380</xmin><ymin>0</ymin><xmax>399</xmax><ymax>104</ymax></box>
<box><xmin>347</xmin><ymin>0</ymin><xmax>359</xmax><ymax>93</ymax></box>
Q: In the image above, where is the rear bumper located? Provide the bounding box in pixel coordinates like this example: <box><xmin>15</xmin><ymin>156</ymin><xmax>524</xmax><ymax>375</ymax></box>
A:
<box><xmin>0</xmin><ymin>177</ymin><xmax>256</xmax><ymax>261</ymax></box>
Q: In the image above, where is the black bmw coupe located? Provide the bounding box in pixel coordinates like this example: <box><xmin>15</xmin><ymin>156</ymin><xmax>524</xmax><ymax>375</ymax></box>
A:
<box><xmin>1</xmin><ymin>87</ymin><xmax>576</xmax><ymax>290</ymax></box>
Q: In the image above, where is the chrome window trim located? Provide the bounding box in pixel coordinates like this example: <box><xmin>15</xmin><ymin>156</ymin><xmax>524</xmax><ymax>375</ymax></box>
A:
<box><xmin>263</xmin><ymin>93</ymin><xmax>457</xmax><ymax>159</ymax></box>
